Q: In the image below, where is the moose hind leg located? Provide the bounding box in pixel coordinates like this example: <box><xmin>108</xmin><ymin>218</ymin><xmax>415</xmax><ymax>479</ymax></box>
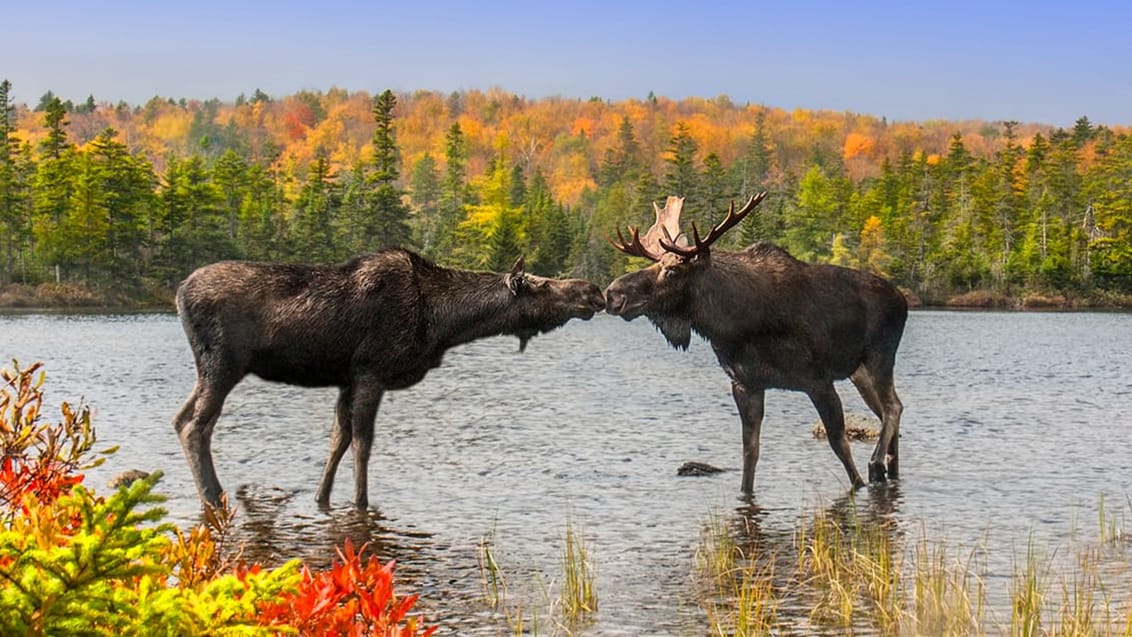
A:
<box><xmin>809</xmin><ymin>384</ymin><xmax>865</xmax><ymax>489</ymax></box>
<box><xmin>173</xmin><ymin>378</ymin><xmax>235</xmax><ymax>507</ymax></box>
<box><xmin>731</xmin><ymin>382</ymin><xmax>765</xmax><ymax>494</ymax></box>
<box><xmin>316</xmin><ymin>386</ymin><xmax>354</xmax><ymax>506</ymax></box>
<box><xmin>850</xmin><ymin>366</ymin><xmax>889</xmax><ymax>483</ymax></box>
<box><xmin>851</xmin><ymin>363</ymin><xmax>903</xmax><ymax>482</ymax></box>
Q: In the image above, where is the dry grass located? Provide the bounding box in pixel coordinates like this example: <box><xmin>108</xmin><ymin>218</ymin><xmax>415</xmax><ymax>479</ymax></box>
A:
<box><xmin>694</xmin><ymin>495</ymin><xmax>1132</xmax><ymax>636</ymax></box>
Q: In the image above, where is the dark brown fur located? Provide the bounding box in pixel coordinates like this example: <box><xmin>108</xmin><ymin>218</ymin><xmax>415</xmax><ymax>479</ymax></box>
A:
<box><xmin>605</xmin><ymin>241</ymin><xmax>907</xmax><ymax>493</ymax></box>
<box><xmin>173</xmin><ymin>249</ymin><xmax>605</xmax><ymax>509</ymax></box>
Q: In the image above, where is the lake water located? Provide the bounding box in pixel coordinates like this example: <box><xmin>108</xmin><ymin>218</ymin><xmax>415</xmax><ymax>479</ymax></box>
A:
<box><xmin>2</xmin><ymin>309</ymin><xmax>1131</xmax><ymax>634</ymax></box>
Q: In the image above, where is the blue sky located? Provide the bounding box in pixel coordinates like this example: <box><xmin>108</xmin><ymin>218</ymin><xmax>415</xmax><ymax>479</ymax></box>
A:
<box><xmin>7</xmin><ymin>1</ymin><xmax>1130</xmax><ymax>127</ymax></box>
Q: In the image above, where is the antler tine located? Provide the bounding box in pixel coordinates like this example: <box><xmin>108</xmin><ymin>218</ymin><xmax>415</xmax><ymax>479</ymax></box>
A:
<box><xmin>694</xmin><ymin>191</ymin><xmax>769</xmax><ymax>251</ymax></box>
<box><xmin>608</xmin><ymin>225</ymin><xmax>660</xmax><ymax>261</ymax></box>
<box><xmin>658</xmin><ymin>223</ymin><xmax>699</xmax><ymax>258</ymax></box>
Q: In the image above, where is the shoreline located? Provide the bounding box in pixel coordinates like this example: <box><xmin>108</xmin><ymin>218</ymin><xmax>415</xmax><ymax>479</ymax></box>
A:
<box><xmin>2</xmin><ymin>281</ymin><xmax>1131</xmax><ymax>313</ymax></box>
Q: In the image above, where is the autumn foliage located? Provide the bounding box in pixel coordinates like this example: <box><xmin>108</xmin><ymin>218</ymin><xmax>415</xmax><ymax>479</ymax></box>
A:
<box><xmin>1</xmin><ymin>80</ymin><xmax>1131</xmax><ymax>309</ymax></box>
<box><xmin>257</xmin><ymin>540</ymin><xmax>436</xmax><ymax>637</ymax></box>
<box><xmin>0</xmin><ymin>360</ymin><xmax>436</xmax><ymax>636</ymax></box>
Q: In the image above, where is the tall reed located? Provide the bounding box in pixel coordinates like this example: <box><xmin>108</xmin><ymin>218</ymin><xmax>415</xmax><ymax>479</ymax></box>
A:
<box><xmin>559</xmin><ymin>517</ymin><xmax>597</xmax><ymax>621</ymax></box>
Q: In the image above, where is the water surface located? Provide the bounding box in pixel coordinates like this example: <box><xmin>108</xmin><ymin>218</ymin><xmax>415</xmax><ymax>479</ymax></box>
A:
<box><xmin>3</xmin><ymin>309</ymin><xmax>1131</xmax><ymax>634</ymax></box>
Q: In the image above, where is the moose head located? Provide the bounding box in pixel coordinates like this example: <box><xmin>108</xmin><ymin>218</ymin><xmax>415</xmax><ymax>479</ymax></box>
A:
<box><xmin>604</xmin><ymin>191</ymin><xmax>768</xmax><ymax>348</ymax></box>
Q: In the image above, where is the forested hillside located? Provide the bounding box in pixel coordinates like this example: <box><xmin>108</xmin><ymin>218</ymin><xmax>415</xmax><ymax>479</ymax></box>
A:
<box><xmin>1</xmin><ymin>81</ymin><xmax>1129</xmax><ymax>307</ymax></box>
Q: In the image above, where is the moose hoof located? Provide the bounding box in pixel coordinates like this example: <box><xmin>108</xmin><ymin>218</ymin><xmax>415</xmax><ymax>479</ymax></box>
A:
<box><xmin>868</xmin><ymin>463</ymin><xmax>888</xmax><ymax>483</ymax></box>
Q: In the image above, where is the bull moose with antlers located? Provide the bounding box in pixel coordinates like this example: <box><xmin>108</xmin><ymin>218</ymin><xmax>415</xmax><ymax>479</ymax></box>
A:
<box><xmin>605</xmin><ymin>193</ymin><xmax>907</xmax><ymax>493</ymax></box>
<box><xmin>173</xmin><ymin>250</ymin><xmax>605</xmax><ymax>510</ymax></box>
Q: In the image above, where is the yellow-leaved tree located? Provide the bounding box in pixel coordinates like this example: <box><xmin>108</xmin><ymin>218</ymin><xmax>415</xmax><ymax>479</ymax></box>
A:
<box><xmin>858</xmin><ymin>215</ymin><xmax>892</xmax><ymax>276</ymax></box>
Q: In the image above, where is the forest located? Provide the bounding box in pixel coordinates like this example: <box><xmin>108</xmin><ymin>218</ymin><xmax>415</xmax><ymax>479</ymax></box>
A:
<box><xmin>0</xmin><ymin>80</ymin><xmax>1130</xmax><ymax>307</ymax></box>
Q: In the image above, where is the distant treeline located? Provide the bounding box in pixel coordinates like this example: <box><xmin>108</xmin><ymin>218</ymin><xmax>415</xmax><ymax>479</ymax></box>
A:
<box><xmin>1</xmin><ymin>80</ymin><xmax>1130</xmax><ymax>305</ymax></box>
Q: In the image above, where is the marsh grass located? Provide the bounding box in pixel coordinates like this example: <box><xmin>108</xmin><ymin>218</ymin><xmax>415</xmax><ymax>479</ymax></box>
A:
<box><xmin>559</xmin><ymin>517</ymin><xmax>598</xmax><ymax>622</ymax></box>
<box><xmin>910</xmin><ymin>532</ymin><xmax>986</xmax><ymax>635</ymax></box>
<box><xmin>478</xmin><ymin>530</ymin><xmax>505</xmax><ymax>610</ymax></box>
<box><xmin>473</xmin><ymin>517</ymin><xmax>597</xmax><ymax>636</ymax></box>
<box><xmin>1099</xmin><ymin>494</ymin><xmax>1130</xmax><ymax>546</ymax></box>
<box><xmin>695</xmin><ymin>508</ymin><xmax>778</xmax><ymax>635</ymax></box>
<box><xmin>1012</xmin><ymin>537</ymin><xmax>1051</xmax><ymax>636</ymax></box>
<box><xmin>695</xmin><ymin>495</ymin><xmax>1132</xmax><ymax>637</ymax></box>
<box><xmin>793</xmin><ymin>503</ymin><xmax>905</xmax><ymax>632</ymax></box>
<box><xmin>474</xmin><ymin>496</ymin><xmax>1132</xmax><ymax>635</ymax></box>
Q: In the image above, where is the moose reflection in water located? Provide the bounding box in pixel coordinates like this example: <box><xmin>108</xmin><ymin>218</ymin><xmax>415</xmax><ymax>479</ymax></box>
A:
<box><xmin>172</xmin><ymin>249</ymin><xmax>605</xmax><ymax>510</ymax></box>
<box><xmin>605</xmin><ymin>192</ymin><xmax>908</xmax><ymax>493</ymax></box>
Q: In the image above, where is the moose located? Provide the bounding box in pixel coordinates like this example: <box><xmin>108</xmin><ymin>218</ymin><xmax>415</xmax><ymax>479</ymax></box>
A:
<box><xmin>173</xmin><ymin>249</ymin><xmax>605</xmax><ymax>510</ymax></box>
<box><xmin>605</xmin><ymin>193</ymin><xmax>907</xmax><ymax>493</ymax></box>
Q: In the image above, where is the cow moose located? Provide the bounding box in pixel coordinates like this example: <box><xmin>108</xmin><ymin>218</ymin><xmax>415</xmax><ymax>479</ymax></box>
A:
<box><xmin>605</xmin><ymin>193</ymin><xmax>907</xmax><ymax>493</ymax></box>
<box><xmin>173</xmin><ymin>249</ymin><xmax>605</xmax><ymax>510</ymax></box>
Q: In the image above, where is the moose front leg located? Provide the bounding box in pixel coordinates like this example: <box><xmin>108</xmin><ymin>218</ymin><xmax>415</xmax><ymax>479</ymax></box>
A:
<box><xmin>731</xmin><ymin>382</ymin><xmax>765</xmax><ymax>494</ymax></box>
<box><xmin>809</xmin><ymin>384</ymin><xmax>866</xmax><ymax>489</ymax></box>
<box><xmin>347</xmin><ymin>379</ymin><xmax>385</xmax><ymax>510</ymax></box>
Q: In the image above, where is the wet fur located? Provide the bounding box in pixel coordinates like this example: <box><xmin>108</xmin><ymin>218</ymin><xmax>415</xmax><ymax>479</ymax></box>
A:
<box><xmin>173</xmin><ymin>249</ymin><xmax>604</xmax><ymax>509</ymax></box>
<box><xmin>606</xmin><ymin>240</ymin><xmax>907</xmax><ymax>493</ymax></box>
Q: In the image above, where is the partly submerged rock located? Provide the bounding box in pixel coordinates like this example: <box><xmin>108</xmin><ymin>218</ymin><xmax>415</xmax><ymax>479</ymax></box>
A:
<box><xmin>677</xmin><ymin>461</ymin><xmax>726</xmax><ymax>477</ymax></box>
<box><xmin>811</xmin><ymin>413</ymin><xmax>880</xmax><ymax>441</ymax></box>
<box><xmin>108</xmin><ymin>469</ymin><xmax>151</xmax><ymax>489</ymax></box>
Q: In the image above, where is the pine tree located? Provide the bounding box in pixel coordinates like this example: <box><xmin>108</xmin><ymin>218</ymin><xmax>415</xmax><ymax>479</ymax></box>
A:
<box><xmin>31</xmin><ymin>98</ymin><xmax>76</xmax><ymax>282</ymax></box>
<box><xmin>212</xmin><ymin>149</ymin><xmax>249</xmax><ymax>243</ymax></box>
<box><xmin>291</xmin><ymin>151</ymin><xmax>340</xmax><ymax>263</ymax></box>
<box><xmin>523</xmin><ymin>169</ymin><xmax>572</xmax><ymax>276</ymax></box>
<box><xmin>663</xmin><ymin>122</ymin><xmax>703</xmax><ymax>234</ymax></box>
<box><xmin>663</xmin><ymin>122</ymin><xmax>699</xmax><ymax>198</ymax></box>
<box><xmin>409</xmin><ymin>153</ymin><xmax>441</xmax><ymax>252</ymax></box>
<box><xmin>0</xmin><ymin>80</ymin><xmax>29</xmax><ymax>284</ymax></box>
<box><xmin>364</xmin><ymin>89</ymin><xmax>411</xmax><ymax>250</ymax></box>
<box><xmin>598</xmin><ymin>116</ymin><xmax>642</xmax><ymax>187</ymax></box>
<box><xmin>735</xmin><ymin>108</ymin><xmax>773</xmax><ymax>197</ymax></box>
<box><xmin>700</xmin><ymin>152</ymin><xmax>734</xmax><ymax>245</ymax></box>
<box><xmin>433</xmin><ymin>122</ymin><xmax>471</xmax><ymax>262</ymax></box>
<box><xmin>40</xmin><ymin>96</ymin><xmax>69</xmax><ymax>160</ymax></box>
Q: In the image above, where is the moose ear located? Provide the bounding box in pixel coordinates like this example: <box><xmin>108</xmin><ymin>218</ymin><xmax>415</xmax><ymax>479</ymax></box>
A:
<box><xmin>510</xmin><ymin>255</ymin><xmax>526</xmax><ymax>275</ymax></box>
<box><xmin>505</xmin><ymin>256</ymin><xmax>527</xmax><ymax>296</ymax></box>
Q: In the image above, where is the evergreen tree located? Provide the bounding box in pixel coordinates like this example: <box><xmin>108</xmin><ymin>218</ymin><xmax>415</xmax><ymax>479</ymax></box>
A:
<box><xmin>1072</xmin><ymin>116</ymin><xmax>1095</xmax><ymax>147</ymax></box>
<box><xmin>1081</xmin><ymin>133</ymin><xmax>1132</xmax><ymax>290</ymax></box>
<box><xmin>785</xmin><ymin>165</ymin><xmax>842</xmax><ymax>262</ymax></box>
<box><xmin>663</xmin><ymin>122</ymin><xmax>699</xmax><ymax>197</ymax></box>
<box><xmin>598</xmin><ymin>116</ymin><xmax>642</xmax><ymax>187</ymax></box>
<box><xmin>408</xmin><ymin>153</ymin><xmax>441</xmax><ymax>252</ymax></box>
<box><xmin>988</xmin><ymin>121</ymin><xmax>1025</xmax><ymax>288</ymax></box>
<box><xmin>290</xmin><ymin>151</ymin><xmax>340</xmax><ymax>263</ymax></box>
<box><xmin>155</xmin><ymin>155</ymin><xmax>232</xmax><ymax>282</ymax></box>
<box><xmin>211</xmin><ymin>149</ymin><xmax>248</xmax><ymax>244</ymax></box>
<box><xmin>734</xmin><ymin>108</ymin><xmax>773</xmax><ymax>197</ymax></box>
<box><xmin>522</xmin><ymin>168</ymin><xmax>572</xmax><ymax>276</ymax></box>
<box><xmin>31</xmin><ymin>99</ymin><xmax>77</xmax><ymax>282</ymax></box>
<box><xmin>236</xmin><ymin>162</ymin><xmax>285</xmax><ymax>261</ymax></box>
<box><xmin>40</xmin><ymin>96</ymin><xmax>70</xmax><ymax>160</ymax></box>
<box><xmin>364</xmin><ymin>89</ymin><xmax>411</xmax><ymax>249</ymax></box>
<box><xmin>0</xmin><ymin>80</ymin><xmax>31</xmax><ymax>284</ymax></box>
<box><xmin>700</xmin><ymin>152</ymin><xmax>735</xmax><ymax>246</ymax></box>
<box><xmin>433</xmin><ymin>122</ymin><xmax>471</xmax><ymax>262</ymax></box>
<box><xmin>662</xmin><ymin>122</ymin><xmax>703</xmax><ymax>235</ymax></box>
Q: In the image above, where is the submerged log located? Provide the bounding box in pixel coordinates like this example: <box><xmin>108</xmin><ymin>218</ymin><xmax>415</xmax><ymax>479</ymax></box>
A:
<box><xmin>677</xmin><ymin>461</ymin><xmax>726</xmax><ymax>476</ymax></box>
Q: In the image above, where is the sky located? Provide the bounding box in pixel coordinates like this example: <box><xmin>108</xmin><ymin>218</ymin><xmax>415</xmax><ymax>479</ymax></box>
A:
<box><xmin>6</xmin><ymin>0</ymin><xmax>1131</xmax><ymax>128</ymax></box>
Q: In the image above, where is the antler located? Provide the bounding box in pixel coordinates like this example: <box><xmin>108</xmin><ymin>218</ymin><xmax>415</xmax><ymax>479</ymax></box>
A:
<box><xmin>608</xmin><ymin>226</ymin><xmax>657</xmax><ymax>260</ymax></box>
<box><xmin>658</xmin><ymin>191</ymin><xmax>768</xmax><ymax>258</ymax></box>
<box><xmin>608</xmin><ymin>196</ymin><xmax>686</xmax><ymax>261</ymax></box>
